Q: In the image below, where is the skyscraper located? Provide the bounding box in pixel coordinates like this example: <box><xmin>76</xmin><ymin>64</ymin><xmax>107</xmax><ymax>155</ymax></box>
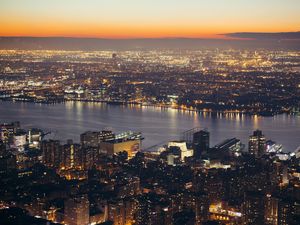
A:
<box><xmin>64</xmin><ymin>195</ymin><xmax>90</xmax><ymax>225</ymax></box>
<box><xmin>248</xmin><ymin>130</ymin><xmax>266</xmax><ymax>158</ymax></box>
<box><xmin>243</xmin><ymin>191</ymin><xmax>265</xmax><ymax>225</ymax></box>
<box><xmin>193</xmin><ymin>130</ymin><xmax>210</xmax><ymax>159</ymax></box>
<box><xmin>264</xmin><ymin>194</ymin><xmax>279</xmax><ymax>225</ymax></box>
<box><xmin>80</xmin><ymin>131</ymin><xmax>100</xmax><ymax>148</ymax></box>
<box><xmin>41</xmin><ymin>140</ymin><xmax>62</xmax><ymax>168</ymax></box>
<box><xmin>62</xmin><ymin>142</ymin><xmax>82</xmax><ymax>170</ymax></box>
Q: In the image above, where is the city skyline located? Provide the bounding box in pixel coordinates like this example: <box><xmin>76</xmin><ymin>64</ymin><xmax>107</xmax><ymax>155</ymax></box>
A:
<box><xmin>0</xmin><ymin>1</ymin><xmax>300</xmax><ymax>225</ymax></box>
<box><xmin>1</xmin><ymin>0</ymin><xmax>300</xmax><ymax>38</ymax></box>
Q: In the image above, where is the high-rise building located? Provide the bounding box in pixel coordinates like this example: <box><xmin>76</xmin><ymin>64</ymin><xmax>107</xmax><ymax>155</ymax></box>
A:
<box><xmin>271</xmin><ymin>161</ymin><xmax>289</xmax><ymax>188</ymax></box>
<box><xmin>135</xmin><ymin>194</ymin><xmax>172</xmax><ymax>225</ymax></box>
<box><xmin>278</xmin><ymin>198</ymin><xmax>299</xmax><ymax>225</ymax></box>
<box><xmin>194</xmin><ymin>193</ymin><xmax>209</xmax><ymax>225</ymax></box>
<box><xmin>108</xmin><ymin>200</ymin><xmax>126</xmax><ymax>225</ymax></box>
<box><xmin>80</xmin><ymin>131</ymin><xmax>99</xmax><ymax>148</ymax></box>
<box><xmin>193</xmin><ymin>130</ymin><xmax>210</xmax><ymax>159</ymax></box>
<box><xmin>248</xmin><ymin>130</ymin><xmax>266</xmax><ymax>157</ymax></box>
<box><xmin>28</xmin><ymin>128</ymin><xmax>42</xmax><ymax>148</ymax></box>
<box><xmin>264</xmin><ymin>195</ymin><xmax>279</xmax><ymax>225</ymax></box>
<box><xmin>0</xmin><ymin>140</ymin><xmax>6</xmax><ymax>156</ymax></box>
<box><xmin>243</xmin><ymin>191</ymin><xmax>265</xmax><ymax>225</ymax></box>
<box><xmin>107</xmin><ymin>198</ymin><xmax>137</xmax><ymax>225</ymax></box>
<box><xmin>41</xmin><ymin>140</ymin><xmax>62</xmax><ymax>168</ymax></box>
<box><xmin>80</xmin><ymin>130</ymin><xmax>114</xmax><ymax>148</ymax></box>
<box><xmin>62</xmin><ymin>143</ymin><xmax>82</xmax><ymax>170</ymax></box>
<box><xmin>0</xmin><ymin>121</ymin><xmax>20</xmax><ymax>144</ymax></box>
<box><xmin>116</xmin><ymin>176</ymin><xmax>141</xmax><ymax>198</ymax></box>
<box><xmin>82</xmin><ymin>146</ymin><xmax>99</xmax><ymax>170</ymax></box>
<box><xmin>64</xmin><ymin>195</ymin><xmax>90</xmax><ymax>225</ymax></box>
<box><xmin>12</xmin><ymin>129</ymin><xmax>27</xmax><ymax>151</ymax></box>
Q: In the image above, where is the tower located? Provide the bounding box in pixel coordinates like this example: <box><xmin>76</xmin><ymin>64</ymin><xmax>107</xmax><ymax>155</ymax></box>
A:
<box><xmin>193</xmin><ymin>130</ymin><xmax>210</xmax><ymax>159</ymax></box>
<box><xmin>41</xmin><ymin>140</ymin><xmax>61</xmax><ymax>168</ymax></box>
<box><xmin>62</xmin><ymin>143</ymin><xmax>82</xmax><ymax>170</ymax></box>
<box><xmin>248</xmin><ymin>130</ymin><xmax>266</xmax><ymax>158</ymax></box>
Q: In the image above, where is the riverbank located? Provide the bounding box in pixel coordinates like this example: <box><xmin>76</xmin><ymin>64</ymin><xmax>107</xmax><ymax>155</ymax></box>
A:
<box><xmin>1</xmin><ymin>98</ymin><xmax>298</xmax><ymax>117</ymax></box>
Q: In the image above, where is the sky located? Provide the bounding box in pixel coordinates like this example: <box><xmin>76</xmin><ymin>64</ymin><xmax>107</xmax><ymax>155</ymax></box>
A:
<box><xmin>0</xmin><ymin>0</ymin><xmax>299</xmax><ymax>39</ymax></box>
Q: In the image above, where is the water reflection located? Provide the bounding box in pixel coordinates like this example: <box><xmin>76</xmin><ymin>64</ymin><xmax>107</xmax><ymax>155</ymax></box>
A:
<box><xmin>0</xmin><ymin>101</ymin><xmax>299</xmax><ymax>152</ymax></box>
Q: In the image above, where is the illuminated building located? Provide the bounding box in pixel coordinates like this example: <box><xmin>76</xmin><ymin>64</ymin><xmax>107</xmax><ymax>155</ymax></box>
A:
<box><xmin>135</xmin><ymin>194</ymin><xmax>172</xmax><ymax>225</ymax></box>
<box><xmin>100</xmin><ymin>139</ymin><xmax>140</xmax><ymax>159</ymax></box>
<box><xmin>194</xmin><ymin>194</ymin><xmax>210</xmax><ymax>225</ymax></box>
<box><xmin>266</xmin><ymin>140</ymin><xmax>283</xmax><ymax>153</ymax></box>
<box><xmin>168</xmin><ymin>141</ymin><xmax>193</xmax><ymax>162</ymax></box>
<box><xmin>167</xmin><ymin>154</ymin><xmax>176</xmax><ymax>166</ymax></box>
<box><xmin>243</xmin><ymin>191</ymin><xmax>265</xmax><ymax>225</ymax></box>
<box><xmin>108</xmin><ymin>200</ymin><xmax>125</xmax><ymax>225</ymax></box>
<box><xmin>0</xmin><ymin>121</ymin><xmax>20</xmax><ymax>144</ymax></box>
<box><xmin>209</xmin><ymin>202</ymin><xmax>242</xmax><ymax>225</ymax></box>
<box><xmin>82</xmin><ymin>146</ymin><xmax>99</xmax><ymax>170</ymax></box>
<box><xmin>116</xmin><ymin>176</ymin><xmax>141</xmax><ymax>198</ymax></box>
<box><xmin>89</xmin><ymin>208</ymin><xmax>107</xmax><ymax>225</ymax></box>
<box><xmin>62</xmin><ymin>142</ymin><xmax>83</xmax><ymax>170</ymax></box>
<box><xmin>204</xmin><ymin>171</ymin><xmax>225</xmax><ymax>203</ymax></box>
<box><xmin>64</xmin><ymin>195</ymin><xmax>89</xmax><ymax>225</ymax></box>
<box><xmin>108</xmin><ymin>199</ymin><xmax>136</xmax><ymax>225</ymax></box>
<box><xmin>264</xmin><ymin>195</ymin><xmax>279</xmax><ymax>225</ymax></box>
<box><xmin>80</xmin><ymin>130</ymin><xmax>114</xmax><ymax>148</ymax></box>
<box><xmin>214</xmin><ymin>138</ymin><xmax>243</xmax><ymax>157</ymax></box>
<box><xmin>202</xmin><ymin>159</ymin><xmax>231</xmax><ymax>170</ymax></box>
<box><xmin>277</xmin><ymin>198</ymin><xmax>300</xmax><ymax>225</ymax></box>
<box><xmin>60</xmin><ymin>169</ymin><xmax>88</xmax><ymax>181</ymax></box>
<box><xmin>100</xmin><ymin>131</ymin><xmax>142</xmax><ymax>159</ymax></box>
<box><xmin>271</xmin><ymin>161</ymin><xmax>289</xmax><ymax>187</ymax></box>
<box><xmin>170</xmin><ymin>192</ymin><xmax>209</xmax><ymax>225</ymax></box>
<box><xmin>248</xmin><ymin>130</ymin><xmax>266</xmax><ymax>158</ymax></box>
<box><xmin>28</xmin><ymin>128</ymin><xmax>42</xmax><ymax>148</ymax></box>
<box><xmin>193</xmin><ymin>130</ymin><xmax>209</xmax><ymax>158</ymax></box>
<box><xmin>12</xmin><ymin>130</ymin><xmax>27</xmax><ymax>151</ymax></box>
<box><xmin>42</xmin><ymin>140</ymin><xmax>62</xmax><ymax>168</ymax></box>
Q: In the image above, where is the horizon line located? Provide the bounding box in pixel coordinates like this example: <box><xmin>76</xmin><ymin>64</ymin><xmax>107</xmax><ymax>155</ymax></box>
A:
<box><xmin>1</xmin><ymin>31</ymin><xmax>299</xmax><ymax>40</ymax></box>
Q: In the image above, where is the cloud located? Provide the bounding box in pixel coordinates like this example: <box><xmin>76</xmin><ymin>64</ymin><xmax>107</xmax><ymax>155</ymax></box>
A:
<box><xmin>224</xmin><ymin>31</ymin><xmax>300</xmax><ymax>40</ymax></box>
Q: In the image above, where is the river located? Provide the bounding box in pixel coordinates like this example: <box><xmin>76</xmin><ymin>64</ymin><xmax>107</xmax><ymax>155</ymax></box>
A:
<box><xmin>0</xmin><ymin>101</ymin><xmax>299</xmax><ymax>152</ymax></box>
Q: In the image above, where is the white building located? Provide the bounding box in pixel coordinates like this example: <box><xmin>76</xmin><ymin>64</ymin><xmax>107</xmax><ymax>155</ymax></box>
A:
<box><xmin>13</xmin><ymin>133</ymin><xmax>27</xmax><ymax>151</ymax></box>
<box><xmin>168</xmin><ymin>141</ymin><xmax>193</xmax><ymax>161</ymax></box>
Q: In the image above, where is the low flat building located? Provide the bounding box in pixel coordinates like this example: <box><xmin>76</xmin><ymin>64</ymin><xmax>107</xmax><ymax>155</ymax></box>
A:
<box><xmin>100</xmin><ymin>131</ymin><xmax>142</xmax><ymax>158</ymax></box>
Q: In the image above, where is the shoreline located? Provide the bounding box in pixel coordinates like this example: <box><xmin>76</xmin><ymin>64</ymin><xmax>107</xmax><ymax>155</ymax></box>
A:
<box><xmin>0</xmin><ymin>98</ymin><xmax>299</xmax><ymax>117</ymax></box>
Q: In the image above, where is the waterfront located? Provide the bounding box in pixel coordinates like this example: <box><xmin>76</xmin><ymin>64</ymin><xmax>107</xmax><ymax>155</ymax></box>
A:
<box><xmin>0</xmin><ymin>101</ymin><xmax>299</xmax><ymax>152</ymax></box>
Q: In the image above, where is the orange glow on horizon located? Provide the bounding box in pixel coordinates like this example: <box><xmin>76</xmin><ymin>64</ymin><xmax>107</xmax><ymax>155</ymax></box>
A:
<box><xmin>0</xmin><ymin>21</ymin><xmax>298</xmax><ymax>39</ymax></box>
<box><xmin>1</xmin><ymin>0</ymin><xmax>299</xmax><ymax>39</ymax></box>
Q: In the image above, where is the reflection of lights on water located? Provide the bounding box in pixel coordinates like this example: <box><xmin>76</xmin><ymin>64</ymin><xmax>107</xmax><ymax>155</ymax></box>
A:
<box><xmin>219</xmin><ymin>113</ymin><xmax>223</xmax><ymax>119</ymax></box>
<box><xmin>235</xmin><ymin>113</ymin><xmax>240</xmax><ymax>122</ymax></box>
<box><xmin>253</xmin><ymin>114</ymin><xmax>259</xmax><ymax>128</ymax></box>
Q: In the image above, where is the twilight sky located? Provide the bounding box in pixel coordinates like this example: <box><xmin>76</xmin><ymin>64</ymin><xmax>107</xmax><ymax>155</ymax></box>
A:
<box><xmin>0</xmin><ymin>0</ymin><xmax>299</xmax><ymax>38</ymax></box>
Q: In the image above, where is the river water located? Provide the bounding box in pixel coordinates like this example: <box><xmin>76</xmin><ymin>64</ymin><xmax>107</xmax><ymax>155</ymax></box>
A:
<box><xmin>0</xmin><ymin>101</ymin><xmax>299</xmax><ymax>152</ymax></box>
